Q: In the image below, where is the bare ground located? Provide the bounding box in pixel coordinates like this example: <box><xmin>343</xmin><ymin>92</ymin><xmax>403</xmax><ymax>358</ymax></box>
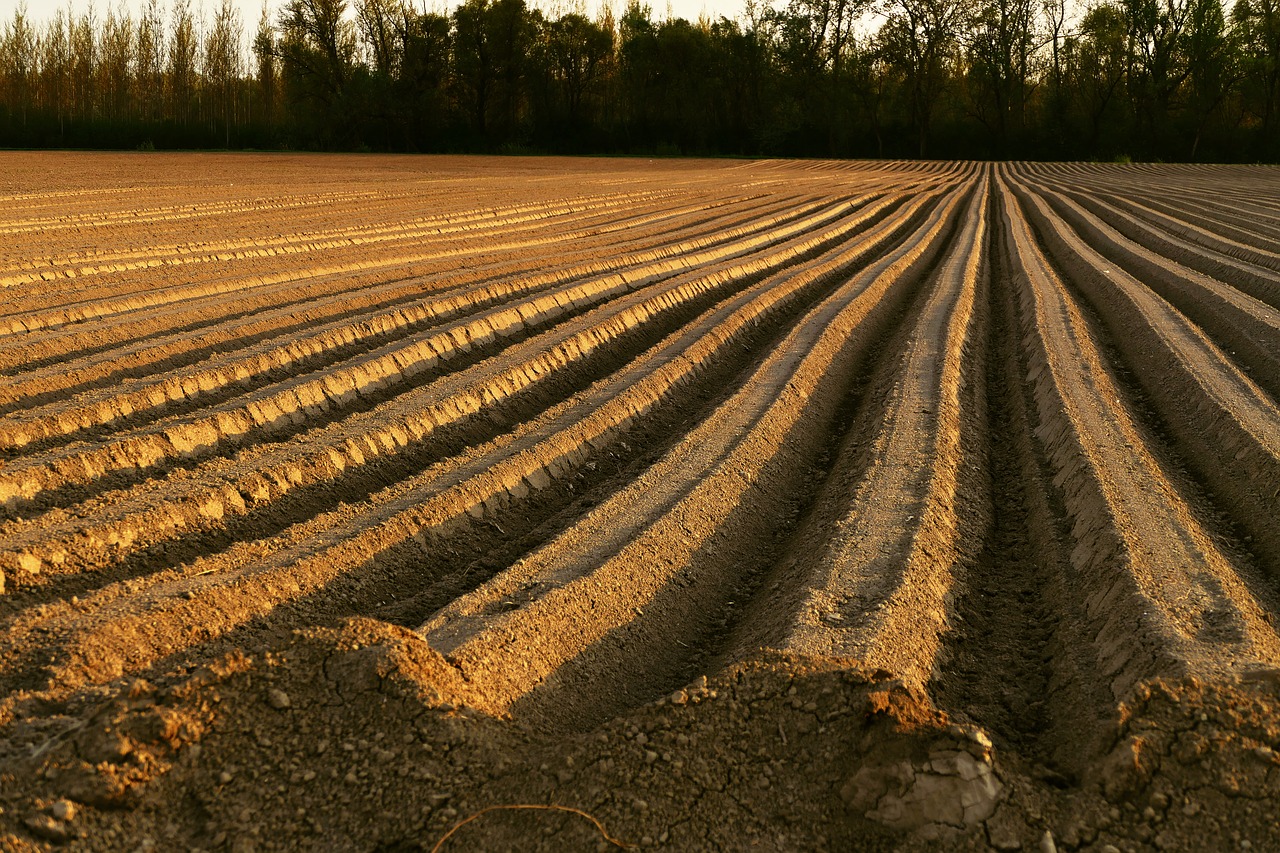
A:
<box><xmin>1</xmin><ymin>154</ymin><xmax>1279</xmax><ymax>852</ymax></box>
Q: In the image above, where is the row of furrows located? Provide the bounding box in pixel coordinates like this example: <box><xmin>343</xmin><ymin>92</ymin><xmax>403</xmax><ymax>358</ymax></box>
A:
<box><xmin>0</xmin><ymin>187</ymin><xmax>690</xmax><ymax>330</ymax></box>
<box><xmin>0</xmin><ymin>180</ymin><xmax>529</xmax><ymax>237</ymax></box>
<box><xmin>12</xmin><ymin>158</ymin><xmax>1275</xmax><ymax>777</ymax></box>
<box><xmin>0</xmin><ymin>164</ymin><xmax>828</xmax><ymax>289</ymax></box>
<box><xmin>782</xmin><ymin>160</ymin><xmax>1280</xmax><ymax>781</ymax></box>
<box><xmin>1031</xmin><ymin>160</ymin><xmax>1280</xmax><ymax>192</ymax></box>
<box><xmin>0</xmin><ymin>190</ymin><xmax>774</xmax><ymax>376</ymax></box>
<box><xmin>1013</xmin><ymin>175</ymin><xmax>1280</xmax><ymax>405</ymax></box>
<box><xmin>1101</xmin><ymin>190</ymin><xmax>1280</xmax><ymax>260</ymax></box>
<box><xmin>0</xmin><ymin>191</ymin><xmax>839</xmax><ymax>438</ymax></box>
<box><xmin>1024</xmin><ymin>169</ymin><xmax>1280</xmax><ymax>280</ymax></box>
<box><xmin>0</xmin><ymin>174</ymin><xmax>722</xmax><ymax>264</ymax></box>
<box><xmin>0</xmin><ymin>182</ymin><xmax>164</xmax><ymax>205</ymax></box>
<box><xmin>990</xmin><ymin>167</ymin><xmax>1280</xmax><ymax>705</ymax></box>
<box><xmin>1068</xmin><ymin>166</ymin><xmax>1280</xmax><ymax>221</ymax></box>
<box><xmin>1020</xmin><ymin>162</ymin><xmax>1280</xmax><ymax>264</ymax></box>
<box><xmin>0</xmin><ymin>188</ymin><xmax>911</xmax><ymax>520</ymax></box>
<box><xmin>0</xmin><ymin>183</ymin><xmax>937</xmax><ymax>597</ymax></box>
<box><xmin>1004</xmin><ymin>166</ymin><xmax>1280</xmax><ymax>584</ymax></box>
<box><xmin>411</xmin><ymin>168</ymin><xmax>984</xmax><ymax>727</ymax></box>
<box><xmin>0</xmin><ymin>194</ymin><xmax>761</xmax><ymax>399</ymax></box>
<box><xmin>0</xmin><ymin>185</ymin><xmax>683</xmax><ymax>285</ymax></box>
<box><xmin>0</xmin><ymin>172</ymin><xmax>916</xmax><ymax>364</ymax></box>
<box><xmin>397</xmin><ymin>160</ymin><xmax>1280</xmax><ymax>756</ymax></box>
<box><xmin>1028</xmin><ymin>160</ymin><xmax>1280</xmax><ymax>206</ymax></box>
<box><xmin>0</xmin><ymin>168</ymin><xmax>965</xmax><ymax>720</ymax></box>
<box><xmin>1038</xmin><ymin>180</ymin><xmax>1280</xmax><ymax>313</ymax></box>
<box><xmin>0</xmin><ymin>187</ymin><xmax>411</xmax><ymax>236</ymax></box>
<box><xmin>924</xmin><ymin>162</ymin><xmax>1280</xmax><ymax>772</ymax></box>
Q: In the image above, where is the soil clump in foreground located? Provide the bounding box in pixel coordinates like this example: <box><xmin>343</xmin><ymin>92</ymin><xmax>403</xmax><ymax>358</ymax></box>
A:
<box><xmin>2</xmin><ymin>621</ymin><xmax>1279</xmax><ymax>851</ymax></box>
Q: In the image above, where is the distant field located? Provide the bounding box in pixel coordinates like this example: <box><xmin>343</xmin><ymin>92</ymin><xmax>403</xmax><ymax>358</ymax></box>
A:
<box><xmin>2</xmin><ymin>153</ymin><xmax>1279</xmax><ymax>851</ymax></box>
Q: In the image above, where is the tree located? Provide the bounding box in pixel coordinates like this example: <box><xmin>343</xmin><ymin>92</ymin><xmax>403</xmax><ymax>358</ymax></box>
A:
<box><xmin>539</xmin><ymin>12</ymin><xmax>614</xmax><ymax>129</ymax></box>
<box><xmin>204</xmin><ymin>0</ymin><xmax>241</xmax><ymax>145</ymax></box>
<box><xmin>652</xmin><ymin>17</ymin><xmax>716</xmax><ymax>152</ymax></box>
<box><xmin>38</xmin><ymin>8</ymin><xmax>72</xmax><ymax>137</ymax></box>
<box><xmin>1181</xmin><ymin>0</ymin><xmax>1236</xmax><ymax>158</ymax></box>
<box><xmin>97</xmin><ymin>4</ymin><xmax>133</xmax><ymax>122</ymax></box>
<box><xmin>1122</xmin><ymin>0</ymin><xmax>1194</xmax><ymax>154</ymax></box>
<box><xmin>1065</xmin><ymin>2</ymin><xmax>1130</xmax><ymax>155</ymax></box>
<box><xmin>618</xmin><ymin>1</ymin><xmax>659</xmax><ymax>144</ymax></box>
<box><xmin>965</xmin><ymin>0</ymin><xmax>1038</xmax><ymax>155</ymax></box>
<box><xmin>707</xmin><ymin>17</ymin><xmax>771</xmax><ymax>152</ymax></box>
<box><xmin>279</xmin><ymin>0</ymin><xmax>356</xmax><ymax>104</ymax></box>
<box><xmin>879</xmin><ymin>0</ymin><xmax>967</xmax><ymax>156</ymax></box>
<box><xmin>136</xmin><ymin>0</ymin><xmax>164</xmax><ymax>123</ymax></box>
<box><xmin>762</xmin><ymin>0</ymin><xmax>868</xmax><ymax>152</ymax></box>
<box><xmin>847</xmin><ymin>35</ymin><xmax>892</xmax><ymax>155</ymax></box>
<box><xmin>357</xmin><ymin>0</ymin><xmax>401</xmax><ymax>78</ymax></box>
<box><xmin>253</xmin><ymin>4</ymin><xmax>278</xmax><ymax>124</ymax></box>
<box><xmin>452</xmin><ymin>0</ymin><xmax>496</xmax><ymax>134</ymax></box>
<box><xmin>396</xmin><ymin>10</ymin><xmax>451</xmax><ymax>146</ymax></box>
<box><xmin>168</xmin><ymin>0</ymin><xmax>199</xmax><ymax>125</ymax></box>
<box><xmin>0</xmin><ymin>6</ymin><xmax>37</xmax><ymax>129</ymax></box>
<box><xmin>70</xmin><ymin>3</ymin><xmax>97</xmax><ymax>122</ymax></box>
<box><xmin>452</xmin><ymin>0</ymin><xmax>537</xmax><ymax>140</ymax></box>
<box><xmin>1233</xmin><ymin>0</ymin><xmax>1280</xmax><ymax>156</ymax></box>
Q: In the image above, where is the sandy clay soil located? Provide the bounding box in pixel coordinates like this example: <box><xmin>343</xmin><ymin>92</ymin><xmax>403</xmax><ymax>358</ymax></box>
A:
<box><xmin>1</xmin><ymin>153</ymin><xmax>1279</xmax><ymax>851</ymax></box>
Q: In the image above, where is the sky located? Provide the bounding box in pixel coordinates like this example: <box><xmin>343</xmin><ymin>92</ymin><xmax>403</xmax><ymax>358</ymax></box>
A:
<box><xmin>0</xmin><ymin>0</ymin><xmax>751</xmax><ymax>36</ymax></box>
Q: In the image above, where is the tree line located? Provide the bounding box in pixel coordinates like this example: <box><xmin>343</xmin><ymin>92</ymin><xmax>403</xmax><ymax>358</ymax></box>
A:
<box><xmin>0</xmin><ymin>0</ymin><xmax>1277</xmax><ymax>161</ymax></box>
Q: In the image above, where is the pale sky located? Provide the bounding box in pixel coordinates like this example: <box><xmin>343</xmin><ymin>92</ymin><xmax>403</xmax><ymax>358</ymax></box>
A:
<box><xmin>0</xmin><ymin>0</ymin><xmax>751</xmax><ymax>39</ymax></box>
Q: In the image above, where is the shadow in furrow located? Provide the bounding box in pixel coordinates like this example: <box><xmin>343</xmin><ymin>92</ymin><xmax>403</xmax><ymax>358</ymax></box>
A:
<box><xmin>0</xmin><ymin>195</ymin><xmax>889</xmax><ymax>524</ymax></box>
<box><xmin>928</xmin><ymin>194</ymin><xmax>1114</xmax><ymax>781</ymax></box>
<box><xmin>0</xmin><ymin>196</ymin><xmax>927</xmax><ymax>702</ymax></box>
<box><xmin>1014</xmin><ymin>182</ymin><xmax>1280</xmax><ymax>610</ymax></box>
<box><xmin>481</xmin><ymin>176</ymin><xmax>978</xmax><ymax>732</ymax></box>
<box><xmin>0</xmin><ymin>269</ymin><xmax>750</xmax><ymax>614</ymax></box>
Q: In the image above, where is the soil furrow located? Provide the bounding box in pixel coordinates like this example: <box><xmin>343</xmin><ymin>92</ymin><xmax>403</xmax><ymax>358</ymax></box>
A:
<box><xmin>0</xmin><ymin>191</ymin><xmax>900</xmax><ymax>519</ymax></box>
<box><xmin>762</xmin><ymin>170</ymin><xmax>989</xmax><ymax>692</ymax></box>
<box><xmin>928</xmin><ymin>179</ymin><xmax>1117</xmax><ymax>780</ymax></box>
<box><xmin>412</xmin><ymin>174</ymin><xmax>977</xmax><ymax>726</ymax></box>
<box><xmin>0</xmin><ymin>194</ymin><xmax>850</xmax><ymax>438</ymax></box>
<box><xmin>997</xmin><ymin>171</ymin><xmax>1280</xmax><ymax>698</ymax></box>
<box><xmin>0</xmin><ymin>192</ymin><xmax>793</xmax><ymax>379</ymax></box>
<box><xmin>1007</xmin><ymin>174</ymin><xmax>1280</xmax><ymax>584</ymax></box>
<box><xmin>1019</xmin><ymin>177</ymin><xmax>1280</xmax><ymax>403</ymax></box>
<box><xmin>0</xmin><ymin>181</ymin><xmax>947</xmax><ymax>711</ymax></box>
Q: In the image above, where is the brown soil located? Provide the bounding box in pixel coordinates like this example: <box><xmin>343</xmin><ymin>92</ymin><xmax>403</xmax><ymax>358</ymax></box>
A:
<box><xmin>2</xmin><ymin>154</ymin><xmax>1279</xmax><ymax>852</ymax></box>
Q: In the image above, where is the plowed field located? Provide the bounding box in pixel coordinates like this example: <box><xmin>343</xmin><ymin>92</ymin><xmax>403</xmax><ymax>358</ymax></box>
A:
<box><xmin>2</xmin><ymin>154</ymin><xmax>1279</xmax><ymax>852</ymax></box>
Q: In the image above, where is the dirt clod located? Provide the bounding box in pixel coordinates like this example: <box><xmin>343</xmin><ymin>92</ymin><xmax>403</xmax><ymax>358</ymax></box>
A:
<box><xmin>23</xmin><ymin>813</ymin><xmax>74</xmax><ymax>843</ymax></box>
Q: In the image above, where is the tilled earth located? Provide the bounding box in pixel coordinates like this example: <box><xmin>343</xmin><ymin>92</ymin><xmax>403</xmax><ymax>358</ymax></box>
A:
<box><xmin>1</xmin><ymin>154</ymin><xmax>1279</xmax><ymax>851</ymax></box>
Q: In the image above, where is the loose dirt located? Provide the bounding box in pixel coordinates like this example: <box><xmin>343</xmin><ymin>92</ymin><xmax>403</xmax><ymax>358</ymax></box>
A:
<box><xmin>2</xmin><ymin>154</ymin><xmax>1279</xmax><ymax>851</ymax></box>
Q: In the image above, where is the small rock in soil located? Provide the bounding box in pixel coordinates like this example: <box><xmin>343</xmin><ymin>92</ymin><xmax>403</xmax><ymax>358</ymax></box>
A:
<box><xmin>49</xmin><ymin>799</ymin><xmax>77</xmax><ymax>821</ymax></box>
<box><xmin>24</xmin><ymin>813</ymin><xmax>73</xmax><ymax>843</ymax></box>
